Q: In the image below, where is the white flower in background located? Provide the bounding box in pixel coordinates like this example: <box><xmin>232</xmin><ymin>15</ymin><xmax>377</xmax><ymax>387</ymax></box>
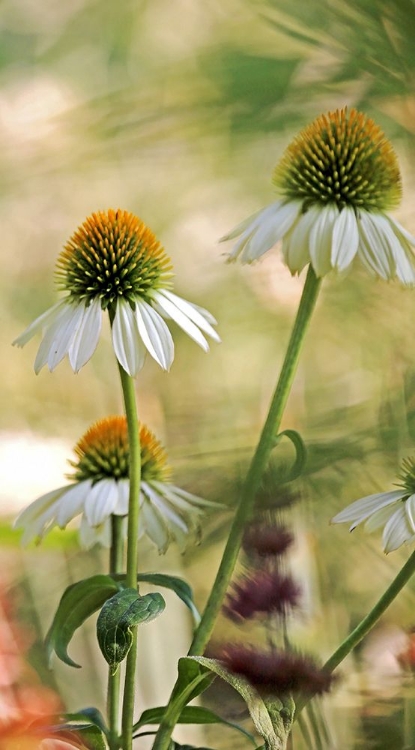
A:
<box><xmin>14</xmin><ymin>416</ymin><xmax>217</xmax><ymax>554</ymax></box>
<box><xmin>221</xmin><ymin>108</ymin><xmax>415</xmax><ymax>284</ymax></box>
<box><xmin>332</xmin><ymin>457</ymin><xmax>415</xmax><ymax>553</ymax></box>
<box><xmin>13</xmin><ymin>209</ymin><xmax>220</xmax><ymax>376</ymax></box>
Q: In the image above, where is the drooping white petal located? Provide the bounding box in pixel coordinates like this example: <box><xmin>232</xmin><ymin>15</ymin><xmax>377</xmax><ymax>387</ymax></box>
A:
<box><xmin>309</xmin><ymin>204</ymin><xmax>338</xmax><ymax>277</ymax></box>
<box><xmin>220</xmin><ymin>205</ymin><xmax>269</xmax><ymax>242</ymax></box>
<box><xmin>79</xmin><ymin>516</ymin><xmax>111</xmax><ymax>549</ymax></box>
<box><xmin>363</xmin><ymin>504</ymin><xmax>396</xmax><ymax>533</ymax></box>
<box><xmin>383</xmin><ymin>505</ymin><xmax>414</xmax><ymax>553</ymax></box>
<box><xmin>152</xmin><ymin>481</ymin><xmax>218</xmax><ymax>511</ymax></box>
<box><xmin>238</xmin><ymin>201</ymin><xmax>301</xmax><ymax>263</ymax></box>
<box><xmin>55</xmin><ymin>480</ymin><xmax>92</xmax><ymax>527</ymax></box>
<box><xmin>156</xmin><ymin>290</ymin><xmax>220</xmax><ymax>343</ymax></box>
<box><xmin>366</xmin><ymin>213</ymin><xmax>415</xmax><ymax>284</ymax></box>
<box><xmin>331</xmin><ymin>490</ymin><xmax>404</xmax><ymax>529</ymax></box>
<box><xmin>84</xmin><ymin>479</ymin><xmax>119</xmax><ymax>526</ymax></box>
<box><xmin>112</xmin><ymin>299</ymin><xmax>146</xmax><ymax>376</ymax></box>
<box><xmin>33</xmin><ymin>303</ymin><xmax>79</xmax><ymax>374</ymax></box>
<box><xmin>331</xmin><ymin>207</ymin><xmax>359</xmax><ymax>271</ymax></box>
<box><xmin>357</xmin><ymin>211</ymin><xmax>394</xmax><ymax>280</ymax></box>
<box><xmin>12</xmin><ymin>300</ymin><xmax>66</xmax><ymax>348</ymax></box>
<box><xmin>143</xmin><ymin>483</ymin><xmax>189</xmax><ymax>532</ymax></box>
<box><xmin>14</xmin><ymin>486</ymin><xmax>68</xmax><ymax>528</ymax></box>
<box><xmin>385</xmin><ymin>219</ymin><xmax>415</xmax><ymax>285</ymax></box>
<box><xmin>141</xmin><ymin>495</ymin><xmax>170</xmax><ymax>553</ymax></box>
<box><xmin>46</xmin><ymin>303</ymin><xmax>86</xmax><ymax>372</ymax></box>
<box><xmin>282</xmin><ymin>208</ymin><xmax>316</xmax><ymax>274</ymax></box>
<box><xmin>405</xmin><ymin>494</ymin><xmax>415</xmax><ymax>533</ymax></box>
<box><xmin>69</xmin><ymin>298</ymin><xmax>102</xmax><ymax>372</ymax></box>
<box><xmin>135</xmin><ymin>300</ymin><xmax>174</xmax><ymax>370</ymax></box>
<box><xmin>114</xmin><ymin>478</ymin><xmax>129</xmax><ymax>515</ymax></box>
<box><xmin>152</xmin><ymin>291</ymin><xmax>209</xmax><ymax>351</ymax></box>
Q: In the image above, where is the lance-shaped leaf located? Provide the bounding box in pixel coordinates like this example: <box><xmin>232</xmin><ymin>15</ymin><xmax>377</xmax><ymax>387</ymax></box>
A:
<box><xmin>97</xmin><ymin>588</ymin><xmax>165</xmax><ymax>674</ymax></box>
<box><xmin>190</xmin><ymin>657</ymin><xmax>292</xmax><ymax>750</ymax></box>
<box><xmin>133</xmin><ymin>704</ymin><xmax>256</xmax><ymax>745</ymax></box>
<box><xmin>137</xmin><ymin>573</ymin><xmax>201</xmax><ymax>625</ymax></box>
<box><xmin>46</xmin><ymin>575</ymin><xmax>120</xmax><ymax>668</ymax></box>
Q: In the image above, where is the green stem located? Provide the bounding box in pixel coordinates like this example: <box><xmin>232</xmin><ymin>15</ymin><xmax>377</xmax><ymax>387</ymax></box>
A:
<box><xmin>118</xmin><ymin>365</ymin><xmax>141</xmax><ymax>750</ymax></box>
<box><xmin>295</xmin><ymin>549</ymin><xmax>415</xmax><ymax>718</ymax></box>
<box><xmin>152</xmin><ymin>266</ymin><xmax>321</xmax><ymax>750</ymax></box>
<box><xmin>189</xmin><ymin>266</ymin><xmax>321</xmax><ymax>655</ymax></box>
<box><xmin>108</xmin><ymin>515</ymin><xmax>125</xmax><ymax>750</ymax></box>
<box><xmin>324</xmin><ymin>549</ymin><xmax>415</xmax><ymax>674</ymax></box>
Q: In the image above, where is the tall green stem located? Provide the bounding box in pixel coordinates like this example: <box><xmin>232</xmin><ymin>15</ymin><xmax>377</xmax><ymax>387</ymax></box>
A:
<box><xmin>189</xmin><ymin>266</ymin><xmax>321</xmax><ymax>655</ymax></box>
<box><xmin>108</xmin><ymin>515</ymin><xmax>125</xmax><ymax>750</ymax></box>
<box><xmin>118</xmin><ymin>365</ymin><xmax>141</xmax><ymax>750</ymax></box>
<box><xmin>152</xmin><ymin>266</ymin><xmax>321</xmax><ymax>750</ymax></box>
<box><xmin>324</xmin><ymin>549</ymin><xmax>415</xmax><ymax>674</ymax></box>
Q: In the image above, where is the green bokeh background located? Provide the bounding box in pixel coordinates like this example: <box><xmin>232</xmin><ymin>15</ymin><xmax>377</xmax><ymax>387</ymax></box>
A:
<box><xmin>3</xmin><ymin>0</ymin><xmax>415</xmax><ymax>747</ymax></box>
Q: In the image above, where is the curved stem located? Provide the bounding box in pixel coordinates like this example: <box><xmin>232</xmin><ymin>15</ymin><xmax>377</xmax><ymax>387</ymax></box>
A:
<box><xmin>295</xmin><ymin>549</ymin><xmax>415</xmax><ymax>718</ymax></box>
<box><xmin>189</xmin><ymin>266</ymin><xmax>321</xmax><ymax>655</ymax></box>
<box><xmin>108</xmin><ymin>515</ymin><xmax>125</xmax><ymax>750</ymax></box>
<box><xmin>324</xmin><ymin>549</ymin><xmax>415</xmax><ymax>674</ymax></box>
<box><xmin>118</xmin><ymin>365</ymin><xmax>141</xmax><ymax>750</ymax></box>
<box><xmin>152</xmin><ymin>266</ymin><xmax>321</xmax><ymax>750</ymax></box>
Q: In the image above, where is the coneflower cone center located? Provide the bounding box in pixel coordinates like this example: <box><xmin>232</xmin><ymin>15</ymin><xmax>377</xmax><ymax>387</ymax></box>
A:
<box><xmin>397</xmin><ymin>457</ymin><xmax>415</xmax><ymax>496</ymax></box>
<box><xmin>273</xmin><ymin>108</ymin><xmax>401</xmax><ymax>212</ymax></box>
<box><xmin>56</xmin><ymin>209</ymin><xmax>173</xmax><ymax>309</ymax></box>
<box><xmin>68</xmin><ymin>416</ymin><xmax>170</xmax><ymax>484</ymax></box>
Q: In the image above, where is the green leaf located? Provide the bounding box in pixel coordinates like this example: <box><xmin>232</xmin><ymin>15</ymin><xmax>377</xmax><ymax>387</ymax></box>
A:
<box><xmin>171</xmin><ymin>657</ymin><xmax>215</xmax><ymax>706</ymax></box>
<box><xmin>273</xmin><ymin>429</ymin><xmax>307</xmax><ymax>482</ymax></box>
<box><xmin>46</xmin><ymin>575</ymin><xmax>120</xmax><ymax>668</ymax></box>
<box><xmin>97</xmin><ymin>588</ymin><xmax>165</xmax><ymax>674</ymax></box>
<box><xmin>75</xmin><ymin>725</ymin><xmax>108</xmax><ymax>750</ymax></box>
<box><xmin>133</xmin><ymin>704</ymin><xmax>256</xmax><ymax>745</ymax></box>
<box><xmin>190</xmin><ymin>657</ymin><xmax>286</xmax><ymax>750</ymax></box>
<box><xmin>62</xmin><ymin>708</ymin><xmax>108</xmax><ymax>735</ymax></box>
<box><xmin>136</xmin><ymin>573</ymin><xmax>201</xmax><ymax>626</ymax></box>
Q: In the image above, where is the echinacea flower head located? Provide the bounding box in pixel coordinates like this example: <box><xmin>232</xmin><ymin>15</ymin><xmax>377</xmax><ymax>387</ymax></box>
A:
<box><xmin>14</xmin><ymin>416</ymin><xmax>217</xmax><ymax>554</ymax></box>
<box><xmin>242</xmin><ymin>521</ymin><xmax>294</xmax><ymax>559</ymax></box>
<box><xmin>332</xmin><ymin>456</ymin><xmax>415</xmax><ymax>553</ymax></box>
<box><xmin>13</xmin><ymin>209</ymin><xmax>219</xmax><ymax>375</ymax></box>
<box><xmin>222</xmin><ymin>108</ymin><xmax>415</xmax><ymax>283</ymax></box>
<box><xmin>219</xmin><ymin>645</ymin><xmax>334</xmax><ymax>697</ymax></box>
<box><xmin>223</xmin><ymin>569</ymin><xmax>301</xmax><ymax>622</ymax></box>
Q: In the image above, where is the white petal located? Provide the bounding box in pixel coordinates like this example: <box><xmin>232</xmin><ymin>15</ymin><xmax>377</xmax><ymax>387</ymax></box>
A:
<box><xmin>12</xmin><ymin>300</ymin><xmax>66</xmax><ymax>347</ymax></box>
<box><xmin>46</xmin><ymin>303</ymin><xmax>86</xmax><ymax>372</ymax></box>
<box><xmin>239</xmin><ymin>201</ymin><xmax>301</xmax><ymax>263</ymax></box>
<box><xmin>79</xmin><ymin>516</ymin><xmax>111</xmax><ymax>549</ymax></box>
<box><xmin>357</xmin><ymin>211</ymin><xmax>394</xmax><ymax>280</ymax></box>
<box><xmin>309</xmin><ymin>204</ymin><xmax>338</xmax><ymax>277</ymax></box>
<box><xmin>113</xmin><ymin>478</ymin><xmax>129</xmax><ymax>515</ymax></box>
<box><xmin>14</xmin><ymin>486</ymin><xmax>68</xmax><ymax>528</ymax></box>
<box><xmin>135</xmin><ymin>301</ymin><xmax>174</xmax><ymax>370</ymax></box>
<box><xmin>143</xmin><ymin>483</ymin><xmax>189</xmax><ymax>533</ymax></box>
<box><xmin>141</xmin><ymin>496</ymin><xmax>170</xmax><ymax>553</ymax></box>
<box><xmin>405</xmin><ymin>494</ymin><xmax>415</xmax><ymax>533</ymax></box>
<box><xmin>331</xmin><ymin>207</ymin><xmax>359</xmax><ymax>271</ymax></box>
<box><xmin>153</xmin><ymin>292</ymin><xmax>209</xmax><ymax>351</ymax></box>
<box><xmin>220</xmin><ymin>205</ymin><xmax>268</xmax><ymax>242</ymax></box>
<box><xmin>69</xmin><ymin>299</ymin><xmax>102</xmax><ymax>372</ymax></box>
<box><xmin>156</xmin><ymin>290</ymin><xmax>220</xmax><ymax>343</ymax></box>
<box><xmin>386</xmin><ymin>218</ymin><xmax>415</xmax><ymax>285</ymax></box>
<box><xmin>152</xmin><ymin>481</ymin><xmax>218</xmax><ymax>510</ymax></box>
<box><xmin>33</xmin><ymin>303</ymin><xmax>79</xmax><ymax>374</ymax></box>
<box><xmin>282</xmin><ymin>209</ymin><xmax>316</xmax><ymax>274</ymax></box>
<box><xmin>332</xmin><ymin>490</ymin><xmax>404</xmax><ymax>529</ymax></box>
<box><xmin>383</xmin><ymin>505</ymin><xmax>414</xmax><ymax>553</ymax></box>
<box><xmin>84</xmin><ymin>479</ymin><xmax>119</xmax><ymax>526</ymax></box>
<box><xmin>112</xmin><ymin>299</ymin><xmax>146</xmax><ymax>376</ymax></box>
<box><xmin>363</xmin><ymin>504</ymin><xmax>396</xmax><ymax>533</ymax></box>
<box><xmin>55</xmin><ymin>480</ymin><xmax>92</xmax><ymax>527</ymax></box>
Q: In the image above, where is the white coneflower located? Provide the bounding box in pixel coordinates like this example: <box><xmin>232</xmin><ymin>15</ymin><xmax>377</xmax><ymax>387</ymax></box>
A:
<box><xmin>13</xmin><ymin>209</ymin><xmax>220</xmax><ymax>376</ymax></box>
<box><xmin>15</xmin><ymin>416</ymin><xmax>217</xmax><ymax>554</ymax></box>
<box><xmin>332</xmin><ymin>457</ymin><xmax>415</xmax><ymax>553</ymax></box>
<box><xmin>222</xmin><ymin>108</ymin><xmax>415</xmax><ymax>283</ymax></box>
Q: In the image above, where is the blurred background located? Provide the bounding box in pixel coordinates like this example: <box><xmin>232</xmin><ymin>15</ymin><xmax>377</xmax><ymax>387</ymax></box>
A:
<box><xmin>3</xmin><ymin>0</ymin><xmax>415</xmax><ymax>747</ymax></box>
